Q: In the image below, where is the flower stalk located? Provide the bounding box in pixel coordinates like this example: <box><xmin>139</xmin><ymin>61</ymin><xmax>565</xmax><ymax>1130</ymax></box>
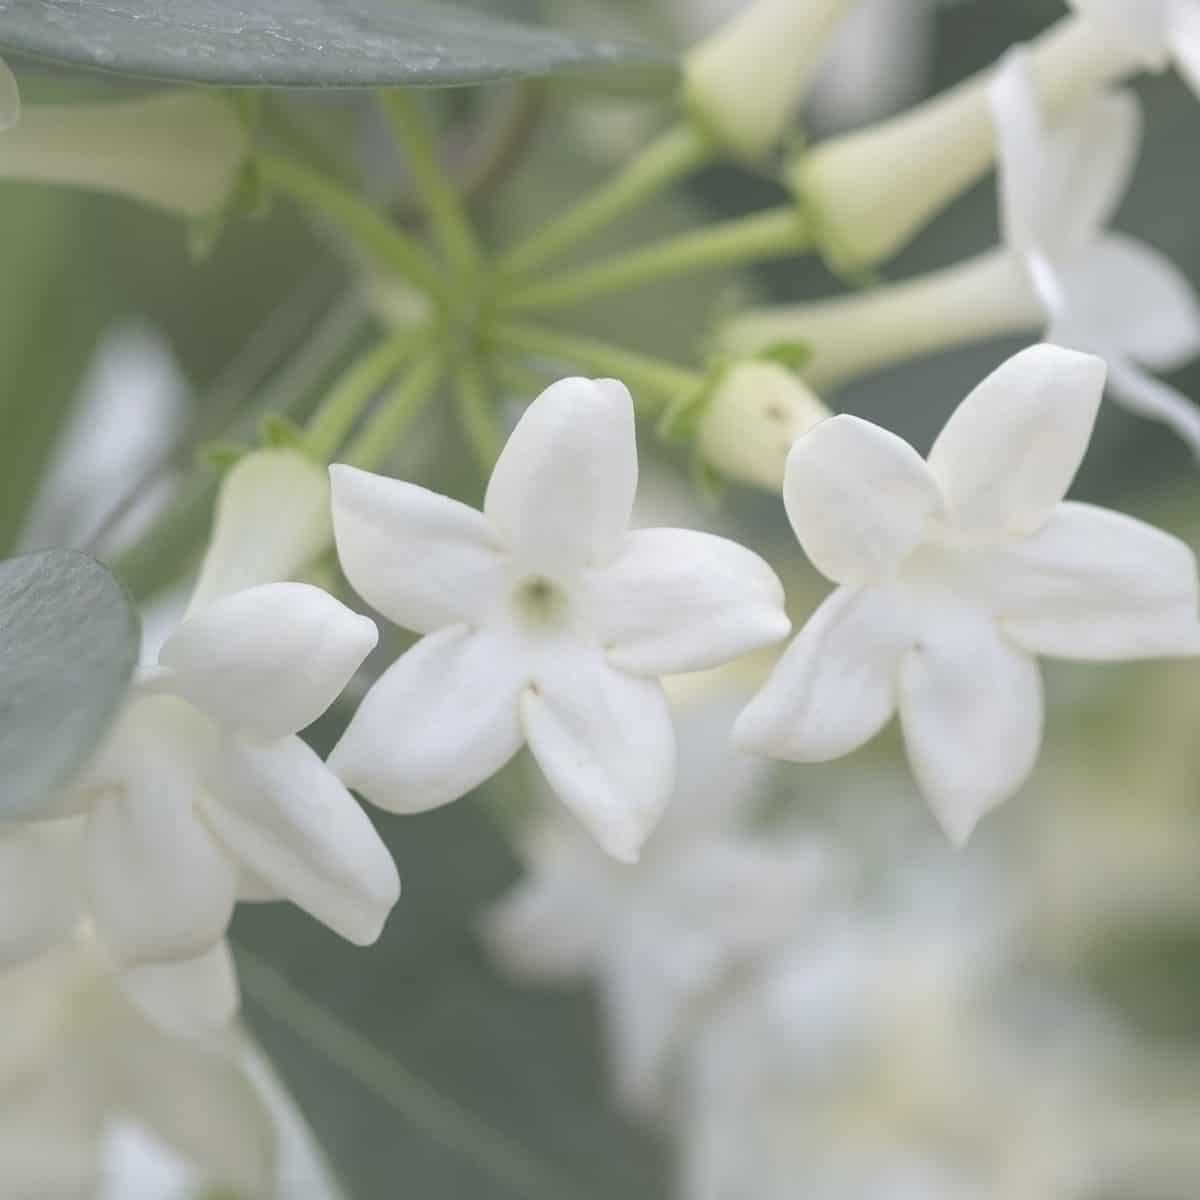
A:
<box><xmin>344</xmin><ymin>352</ymin><xmax>445</xmax><ymax>471</ymax></box>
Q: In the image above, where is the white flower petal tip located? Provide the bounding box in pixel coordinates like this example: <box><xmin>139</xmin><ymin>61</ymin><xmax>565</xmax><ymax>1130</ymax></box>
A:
<box><xmin>162</xmin><ymin>582</ymin><xmax>377</xmax><ymax>739</ymax></box>
<box><xmin>0</xmin><ymin>58</ymin><xmax>19</xmax><ymax>131</ymax></box>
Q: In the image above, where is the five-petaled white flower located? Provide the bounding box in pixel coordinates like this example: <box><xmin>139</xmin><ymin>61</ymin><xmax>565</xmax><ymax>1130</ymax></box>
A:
<box><xmin>1069</xmin><ymin>0</ymin><xmax>1200</xmax><ymax>97</ymax></box>
<box><xmin>734</xmin><ymin>344</ymin><xmax>1200</xmax><ymax>845</ymax></box>
<box><xmin>990</xmin><ymin>48</ymin><xmax>1200</xmax><ymax>453</ymax></box>
<box><xmin>328</xmin><ymin>377</ymin><xmax>791</xmax><ymax>863</ymax></box>
<box><xmin>0</xmin><ymin>450</ymin><xmax>400</xmax><ymax>974</ymax></box>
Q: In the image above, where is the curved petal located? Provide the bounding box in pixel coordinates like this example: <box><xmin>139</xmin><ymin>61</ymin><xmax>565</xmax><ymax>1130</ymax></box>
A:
<box><xmin>1067</xmin><ymin>0</ymin><xmax>1173</xmax><ymax>63</ymax></box>
<box><xmin>1106</xmin><ymin>356</ymin><xmax>1200</xmax><ymax>458</ymax></box>
<box><xmin>1059</xmin><ymin>234</ymin><xmax>1200</xmax><ymax>370</ymax></box>
<box><xmin>119</xmin><ymin>940</ymin><xmax>239</xmax><ymax>1036</ymax></box>
<box><xmin>990</xmin><ymin>49</ymin><xmax>1052</xmax><ymax>258</ymax></box>
<box><xmin>86</xmin><ymin>701</ymin><xmax>237</xmax><ymax>964</ymax></box>
<box><xmin>202</xmin><ymin>734</ymin><xmax>400</xmax><ymax>946</ymax></box>
<box><xmin>733</xmin><ymin>586</ymin><xmax>912</xmax><ymax>762</ymax></box>
<box><xmin>161</xmin><ymin>582</ymin><xmax>377</xmax><ymax>739</ymax></box>
<box><xmin>329</xmin><ymin>464</ymin><xmax>506</xmax><ymax>633</ymax></box>
<box><xmin>188</xmin><ymin>448</ymin><xmax>332</xmax><ymax>615</ymax></box>
<box><xmin>0</xmin><ymin>822</ymin><xmax>83</xmax><ymax>968</ymax></box>
<box><xmin>783</xmin><ymin>415</ymin><xmax>941</xmax><ymax>585</ymax></box>
<box><xmin>0</xmin><ymin>58</ymin><xmax>19</xmax><ymax>131</ymax></box>
<box><xmin>590</xmin><ymin>528</ymin><xmax>790</xmax><ymax>676</ymax></box>
<box><xmin>484</xmin><ymin>377</ymin><xmax>637</xmax><ymax>570</ymax></box>
<box><xmin>898</xmin><ymin>609</ymin><xmax>1043</xmax><ymax>846</ymax></box>
<box><xmin>979</xmin><ymin>501</ymin><xmax>1200</xmax><ymax>659</ymax></box>
<box><xmin>927</xmin><ymin>344</ymin><xmax>1105</xmax><ymax>538</ymax></box>
<box><xmin>521</xmin><ymin>646</ymin><xmax>675</xmax><ymax>863</ymax></box>
<box><xmin>330</xmin><ymin>624</ymin><xmax>525</xmax><ymax>814</ymax></box>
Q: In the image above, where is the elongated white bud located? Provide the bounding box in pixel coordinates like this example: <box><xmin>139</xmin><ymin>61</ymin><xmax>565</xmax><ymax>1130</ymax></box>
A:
<box><xmin>0</xmin><ymin>90</ymin><xmax>248</xmax><ymax>217</ymax></box>
<box><xmin>698</xmin><ymin>361</ymin><xmax>830</xmax><ymax>490</ymax></box>
<box><xmin>682</xmin><ymin>0</ymin><xmax>856</xmax><ymax>161</ymax></box>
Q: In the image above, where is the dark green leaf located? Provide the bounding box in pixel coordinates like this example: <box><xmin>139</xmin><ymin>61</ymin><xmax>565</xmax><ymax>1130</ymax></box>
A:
<box><xmin>0</xmin><ymin>1</ymin><xmax>672</xmax><ymax>88</ymax></box>
<box><xmin>0</xmin><ymin>549</ymin><xmax>138</xmax><ymax>820</ymax></box>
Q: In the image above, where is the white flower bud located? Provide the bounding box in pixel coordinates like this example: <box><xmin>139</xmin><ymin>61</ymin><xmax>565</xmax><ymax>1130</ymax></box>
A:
<box><xmin>0</xmin><ymin>57</ymin><xmax>19</xmax><ymax>132</ymax></box>
<box><xmin>681</xmin><ymin>0</ymin><xmax>855</xmax><ymax>161</ymax></box>
<box><xmin>0</xmin><ymin>90</ymin><xmax>248</xmax><ymax>217</ymax></box>
<box><xmin>698</xmin><ymin>361</ymin><xmax>830</xmax><ymax>491</ymax></box>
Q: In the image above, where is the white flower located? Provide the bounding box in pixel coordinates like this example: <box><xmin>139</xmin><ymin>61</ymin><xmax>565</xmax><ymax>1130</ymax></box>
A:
<box><xmin>0</xmin><ymin>57</ymin><xmax>18</xmax><ymax>132</ymax></box>
<box><xmin>0</xmin><ymin>90</ymin><xmax>248</xmax><ymax>217</ymax></box>
<box><xmin>991</xmin><ymin>49</ymin><xmax>1200</xmax><ymax>453</ymax></box>
<box><xmin>0</xmin><ymin>450</ymin><xmax>399</xmax><ymax>974</ymax></box>
<box><xmin>328</xmin><ymin>377</ymin><xmax>790</xmax><ymax>862</ymax></box>
<box><xmin>734</xmin><ymin>345</ymin><xmax>1200</xmax><ymax>845</ymax></box>
<box><xmin>681</xmin><ymin>0</ymin><xmax>857</xmax><ymax>160</ymax></box>
<box><xmin>1069</xmin><ymin>0</ymin><xmax>1200</xmax><ymax>95</ymax></box>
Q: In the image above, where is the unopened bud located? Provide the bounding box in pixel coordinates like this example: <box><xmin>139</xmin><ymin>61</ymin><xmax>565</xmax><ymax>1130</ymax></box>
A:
<box><xmin>0</xmin><ymin>91</ymin><xmax>249</xmax><ymax>217</ymax></box>
<box><xmin>698</xmin><ymin>361</ymin><xmax>830</xmax><ymax>491</ymax></box>
<box><xmin>681</xmin><ymin>0</ymin><xmax>854</xmax><ymax>161</ymax></box>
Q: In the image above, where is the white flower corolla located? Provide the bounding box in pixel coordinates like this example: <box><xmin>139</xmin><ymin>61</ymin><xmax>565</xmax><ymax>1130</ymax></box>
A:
<box><xmin>327</xmin><ymin>377</ymin><xmax>791</xmax><ymax>863</ymax></box>
<box><xmin>734</xmin><ymin>345</ymin><xmax>1200</xmax><ymax>845</ymax></box>
<box><xmin>0</xmin><ymin>90</ymin><xmax>248</xmax><ymax>217</ymax></box>
<box><xmin>990</xmin><ymin>51</ymin><xmax>1200</xmax><ymax>454</ymax></box>
<box><xmin>1069</xmin><ymin>0</ymin><xmax>1200</xmax><ymax>95</ymax></box>
<box><xmin>0</xmin><ymin>940</ymin><xmax>275</xmax><ymax>1199</ymax></box>
<box><xmin>681</xmin><ymin>0</ymin><xmax>857</xmax><ymax>160</ymax></box>
<box><xmin>482</xmin><ymin>683</ymin><xmax>847</xmax><ymax>1116</ymax></box>
<box><xmin>0</xmin><ymin>57</ymin><xmax>18</xmax><ymax>132</ymax></box>
<box><xmin>697</xmin><ymin>361</ymin><xmax>830</xmax><ymax>491</ymax></box>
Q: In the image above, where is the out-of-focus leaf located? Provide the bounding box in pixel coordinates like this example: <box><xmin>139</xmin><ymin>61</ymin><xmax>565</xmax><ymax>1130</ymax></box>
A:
<box><xmin>0</xmin><ymin>548</ymin><xmax>138</xmax><ymax>819</ymax></box>
<box><xmin>0</xmin><ymin>1</ymin><xmax>672</xmax><ymax>88</ymax></box>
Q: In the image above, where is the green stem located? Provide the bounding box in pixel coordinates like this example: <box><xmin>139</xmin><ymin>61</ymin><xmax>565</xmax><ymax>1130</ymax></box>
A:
<box><xmin>306</xmin><ymin>331</ymin><xmax>423</xmax><ymax>459</ymax></box>
<box><xmin>379</xmin><ymin>89</ymin><xmax>482</xmax><ymax>275</ymax></box>
<box><xmin>489</xmin><ymin>323</ymin><xmax>703</xmax><ymax>416</ymax></box>
<box><xmin>454</xmin><ymin>354</ymin><xmax>504</xmax><ymax>471</ymax></box>
<box><xmin>497</xmin><ymin>124</ymin><xmax>715</xmax><ymax>277</ymax></box>
<box><xmin>344</xmin><ymin>353</ymin><xmax>444</xmax><ymax>470</ymax></box>
<box><xmin>506</xmin><ymin>205</ymin><xmax>811</xmax><ymax>314</ymax></box>
<box><xmin>258</xmin><ymin>152</ymin><xmax>444</xmax><ymax>298</ymax></box>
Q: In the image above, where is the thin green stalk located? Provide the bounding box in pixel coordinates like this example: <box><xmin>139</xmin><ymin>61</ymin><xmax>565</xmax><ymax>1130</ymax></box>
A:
<box><xmin>506</xmin><ymin>205</ymin><xmax>811</xmax><ymax>314</ymax></box>
<box><xmin>344</xmin><ymin>353</ymin><xmax>444</xmax><ymax>470</ymax></box>
<box><xmin>454</xmin><ymin>354</ymin><xmax>504</xmax><ymax>471</ymax></box>
<box><xmin>497</xmin><ymin>124</ymin><xmax>715</xmax><ymax>277</ymax></box>
<box><xmin>380</xmin><ymin>89</ymin><xmax>482</xmax><ymax>275</ymax></box>
<box><xmin>306</xmin><ymin>331</ymin><xmax>423</xmax><ymax>460</ymax></box>
<box><xmin>489</xmin><ymin>323</ymin><xmax>703</xmax><ymax>415</ymax></box>
<box><xmin>258</xmin><ymin>152</ymin><xmax>444</xmax><ymax>297</ymax></box>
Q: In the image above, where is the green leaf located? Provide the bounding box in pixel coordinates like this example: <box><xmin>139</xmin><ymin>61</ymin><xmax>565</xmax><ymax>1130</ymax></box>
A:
<box><xmin>0</xmin><ymin>1</ymin><xmax>672</xmax><ymax>88</ymax></box>
<box><xmin>0</xmin><ymin>549</ymin><xmax>139</xmax><ymax>820</ymax></box>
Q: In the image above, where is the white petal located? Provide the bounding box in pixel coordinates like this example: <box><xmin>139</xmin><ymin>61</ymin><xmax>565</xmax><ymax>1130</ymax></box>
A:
<box><xmin>590</xmin><ymin>528</ymin><xmax>790</xmax><ymax>676</ymax></box>
<box><xmin>484</xmin><ymin>377</ymin><xmax>637</xmax><ymax>570</ymax></box>
<box><xmin>202</xmin><ymin>734</ymin><xmax>400</xmax><ymax>946</ymax></box>
<box><xmin>0</xmin><ymin>58</ymin><xmax>19</xmax><ymax>131</ymax></box>
<box><xmin>1058</xmin><ymin>234</ymin><xmax>1200</xmax><ymax>369</ymax></box>
<box><xmin>1107</xmin><ymin>356</ymin><xmax>1200</xmax><ymax>458</ymax></box>
<box><xmin>782</xmin><ymin>415</ymin><xmax>941</xmax><ymax>585</ymax></box>
<box><xmin>990</xmin><ymin>49</ymin><xmax>1053</xmax><ymax>258</ymax></box>
<box><xmin>119</xmin><ymin>940</ymin><xmax>239</xmax><ymax>1036</ymax></box>
<box><xmin>188</xmin><ymin>448</ymin><xmax>332</xmax><ymax>615</ymax></box>
<box><xmin>981</xmin><ymin>501</ymin><xmax>1200</xmax><ymax>659</ymax></box>
<box><xmin>86</xmin><ymin>701</ymin><xmax>237</xmax><ymax>964</ymax></box>
<box><xmin>1067</xmin><ymin>0</ymin><xmax>1173</xmax><ymax>63</ymax></box>
<box><xmin>898</xmin><ymin>609</ymin><xmax>1043</xmax><ymax>845</ymax></box>
<box><xmin>329</xmin><ymin>464</ymin><xmax>506</xmax><ymax>633</ymax></box>
<box><xmin>733</xmin><ymin>586</ymin><xmax>912</xmax><ymax>762</ymax></box>
<box><xmin>330</xmin><ymin>624</ymin><xmax>525</xmax><ymax>814</ymax></box>
<box><xmin>0</xmin><ymin>822</ymin><xmax>83</xmax><ymax>968</ymax></box>
<box><xmin>927</xmin><ymin>344</ymin><xmax>1105</xmax><ymax>538</ymax></box>
<box><xmin>1173</xmin><ymin>5</ymin><xmax>1200</xmax><ymax>96</ymax></box>
<box><xmin>520</xmin><ymin>647</ymin><xmax>675</xmax><ymax>863</ymax></box>
<box><xmin>161</xmin><ymin>581</ymin><xmax>377</xmax><ymax>739</ymax></box>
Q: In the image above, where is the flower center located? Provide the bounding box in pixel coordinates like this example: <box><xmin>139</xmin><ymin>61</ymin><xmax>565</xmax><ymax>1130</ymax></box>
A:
<box><xmin>512</xmin><ymin>574</ymin><xmax>570</xmax><ymax>629</ymax></box>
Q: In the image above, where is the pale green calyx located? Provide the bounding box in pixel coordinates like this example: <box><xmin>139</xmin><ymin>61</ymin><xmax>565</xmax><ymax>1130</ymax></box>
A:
<box><xmin>0</xmin><ymin>57</ymin><xmax>19</xmax><ymax>132</ymax></box>
<box><xmin>681</xmin><ymin>0</ymin><xmax>855</xmax><ymax>162</ymax></box>
<box><xmin>698</xmin><ymin>361</ymin><xmax>830</xmax><ymax>491</ymax></box>
<box><xmin>0</xmin><ymin>90</ymin><xmax>250</xmax><ymax>218</ymax></box>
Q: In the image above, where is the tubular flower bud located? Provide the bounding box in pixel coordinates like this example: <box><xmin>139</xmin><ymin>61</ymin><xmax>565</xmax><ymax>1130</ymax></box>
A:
<box><xmin>681</xmin><ymin>0</ymin><xmax>856</xmax><ymax>161</ymax></box>
<box><xmin>0</xmin><ymin>90</ymin><xmax>249</xmax><ymax>217</ymax></box>
<box><xmin>698</xmin><ymin>361</ymin><xmax>831</xmax><ymax>491</ymax></box>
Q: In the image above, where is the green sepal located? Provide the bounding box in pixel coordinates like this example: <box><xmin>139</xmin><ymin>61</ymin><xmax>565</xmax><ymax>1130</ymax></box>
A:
<box><xmin>757</xmin><ymin>340</ymin><xmax>813</xmax><ymax>371</ymax></box>
<box><xmin>258</xmin><ymin>412</ymin><xmax>310</xmax><ymax>452</ymax></box>
<box><xmin>656</xmin><ymin>367</ymin><xmax>723</xmax><ymax>444</ymax></box>
<box><xmin>197</xmin><ymin>440</ymin><xmax>251</xmax><ymax>472</ymax></box>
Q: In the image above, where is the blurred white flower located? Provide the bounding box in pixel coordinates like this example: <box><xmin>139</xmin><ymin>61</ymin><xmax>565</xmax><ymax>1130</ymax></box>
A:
<box><xmin>735</xmin><ymin>345</ymin><xmax>1200</xmax><ymax>844</ymax></box>
<box><xmin>0</xmin><ymin>56</ymin><xmax>19</xmax><ymax>131</ymax></box>
<box><xmin>0</xmin><ymin>939</ymin><xmax>275</xmax><ymax>1200</ymax></box>
<box><xmin>1069</xmin><ymin>0</ymin><xmax>1200</xmax><ymax>95</ymax></box>
<box><xmin>328</xmin><ymin>377</ymin><xmax>790</xmax><ymax>863</ymax></box>
<box><xmin>482</xmin><ymin>683</ymin><xmax>846</xmax><ymax>1116</ymax></box>
<box><xmin>991</xmin><ymin>50</ymin><xmax>1200</xmax><ymax>453</ymax></box>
